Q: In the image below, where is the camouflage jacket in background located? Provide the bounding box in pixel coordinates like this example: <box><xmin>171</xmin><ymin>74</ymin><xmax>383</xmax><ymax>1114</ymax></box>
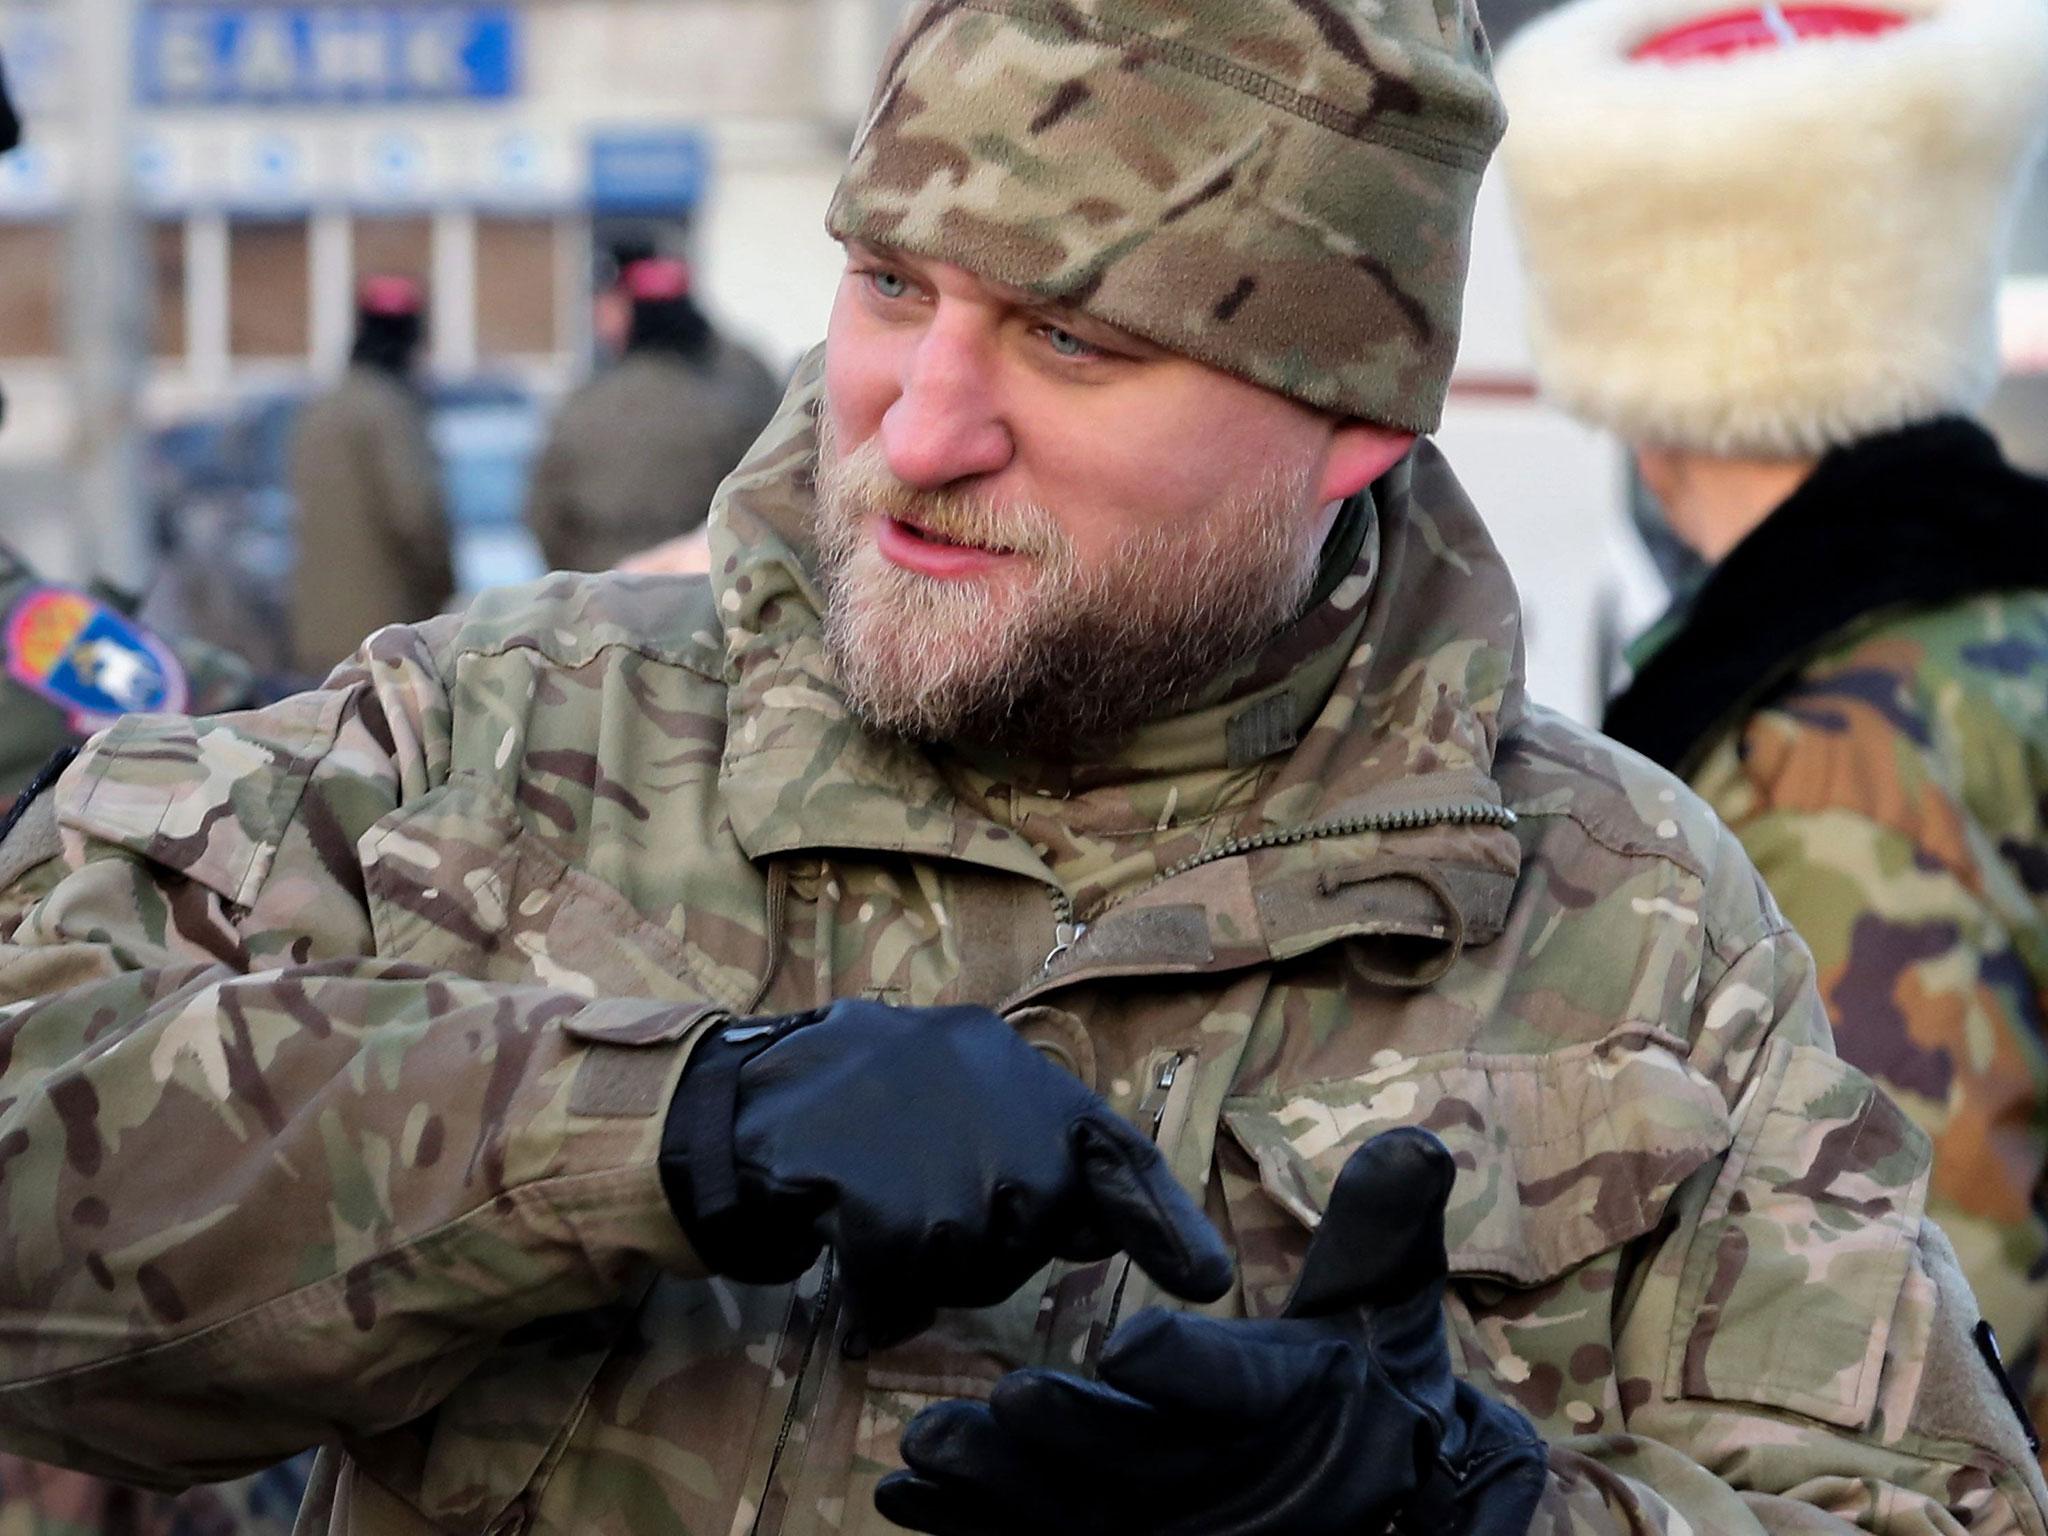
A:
<box><xmin>1606</xmin><ymin>418</ymin><xmax>2048</xmax><ymax>1456</ymax></box>
<box><xmin>0</xmin><ymin>366</ymin><xmax>2041</xmax><ymax>1536</ymax></box>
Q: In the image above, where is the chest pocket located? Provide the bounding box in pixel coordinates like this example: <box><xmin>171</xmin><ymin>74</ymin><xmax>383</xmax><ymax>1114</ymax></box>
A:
<box><xmin>1664</xmin><ymin>1039</ymin><xmax>1931</xmax><ymax>1431</ymax></box>
<box><xmin>1219</xmin><ymin>1025</ymin><xmax>1733</xmax><ymax>1439</ymax></box>
<box><xmin>1222</xmin><ymin>1025</ymin><xmax>1935</xmax><ymax>1438</ymax></box>
<box><xmin>1222</xmin><ymin>1023</ymin><xmax>1733</xmax><ymax>1288</ymax></box>
<box><xmin>360</xmin><ymin>776</ymin><xmax>733</xmax><ymax>1008</ymax></box>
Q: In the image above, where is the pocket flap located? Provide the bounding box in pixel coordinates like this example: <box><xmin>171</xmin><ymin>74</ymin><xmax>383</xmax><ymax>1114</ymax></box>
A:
<box><xmin>562</xmin><ymin>998</ymin><xmax>727</xmax><ymax>1047</ymax></box>
<box><xmin>1666</xmin><ymin>1041</ymin><xmax>1931</xmax><ymax>1430</ymax></box>
<box><xmin>361</xmin><ymin>778</ymin><xmax>737</xmax><ymax>1008</ymax></box>
<box><xmin>1224</xmin><ymin>1025</ymin><xmax>1732</xmax><ymax>1285</ymax></box>
<box><xmin>59</xmin><ymin>695</ymin><xmax>349</xmax><ymax>907</ymax></box>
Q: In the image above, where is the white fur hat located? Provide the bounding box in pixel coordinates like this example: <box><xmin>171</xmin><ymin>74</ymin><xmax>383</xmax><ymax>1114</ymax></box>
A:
<box><xmin>1496</xmin><ymin>0</ymin><xmax>2048</xmax><ymax>456</ymax></box>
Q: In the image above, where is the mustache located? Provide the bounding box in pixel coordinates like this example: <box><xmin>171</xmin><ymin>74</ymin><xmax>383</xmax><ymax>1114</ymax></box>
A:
<box><xmin>817</xmin><ymin>429</ymin><xmax>1068</xmax><ymax>561</ymax></box>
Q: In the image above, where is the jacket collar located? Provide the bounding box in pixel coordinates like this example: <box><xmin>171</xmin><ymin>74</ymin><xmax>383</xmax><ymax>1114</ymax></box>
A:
<box><xmin>704</xmin><ymin>350</ymin><xmax>1528</xmax><ymax>958</ymax></box>
<box><xmin>1603</xmin><ymin>418</ymin><xmax>2048</xmax><ymax>776</ymax></box>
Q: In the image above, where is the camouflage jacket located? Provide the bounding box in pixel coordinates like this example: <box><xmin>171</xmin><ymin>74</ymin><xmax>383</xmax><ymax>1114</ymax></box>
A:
<box><xmin>0</xmin><ymin>371</ymin><xmax>2041</xmax><ymax>1536</ymax></box>
<box><xmin>1607</xmin><ymin>418</ymin><xmax>2048</xmax><ymax>1457</ymax></box>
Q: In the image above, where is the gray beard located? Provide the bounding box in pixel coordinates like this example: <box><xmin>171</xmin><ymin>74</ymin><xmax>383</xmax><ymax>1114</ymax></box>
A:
<box><xmin>813</xmin><ymin>430</ymin><xmax>1322</xmax><ymax>755</ymax></box>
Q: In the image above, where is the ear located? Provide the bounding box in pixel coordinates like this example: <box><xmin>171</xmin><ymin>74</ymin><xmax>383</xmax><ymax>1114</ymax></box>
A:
<box><xmin>1318</xmin><ymin>420</ymin><xmax>1417</xmax><ymax>506</ymax></box>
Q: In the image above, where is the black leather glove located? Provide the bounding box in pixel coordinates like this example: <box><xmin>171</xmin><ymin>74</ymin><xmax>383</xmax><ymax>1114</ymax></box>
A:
<box><xmin>659</xmin><ymin>1000</ymin><xmax>1234</xmax><ymax>1352</ymax></box>
<box><xmin>875</xmin><ymin>1127</ymin><xmax>1549</xmax><ymax>1536</ymax></box>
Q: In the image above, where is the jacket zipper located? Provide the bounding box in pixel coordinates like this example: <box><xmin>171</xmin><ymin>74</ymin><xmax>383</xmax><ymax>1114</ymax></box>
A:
<box><xmin>1099</xmin><ymin>1050</ymin><xmax>1192</xmax><ymax>1345</ymax></box>
<box><xmin>1131</xmin><ymin>799</ymin><xmax>1517</xmax><ymax>897</ymax></box>
<box><xmin>748</xmin><ymin>1250</ymin><xmax>836</xmax><ymax>1536</ymax></box>
<box><xmin>1045</xmin><ymin>801</ymin><xmax>1518</xmax><ymax>1359</ymax></box>
<box><xmin>1036</xmin><ymin>800</ymin><xmax>1516</xmax><ymax>978</ymax></box>
<box><xmin>1042</xmin><ymin>890</ymin><xmax>1084</xmax><ymax>972</ymax></box>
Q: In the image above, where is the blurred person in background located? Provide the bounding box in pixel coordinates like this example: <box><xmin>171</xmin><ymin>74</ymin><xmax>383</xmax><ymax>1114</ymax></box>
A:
<box><xmin>286</xmin><ymin>274</ymin><xmax>453</xmax><ymax>678</ymax></box>
<box><xmin>523</xmin><ymin>255</ymin><xmax>780</xmax><ymax>572</ymax></box>
<box><xmin>1502</xmin><ymin>0</ymin><xmax>2048</xmax><ymax>1446</ymax></box>
<box><xmin>0</xmin><ymin>47</ymin><xmax>307</xmax><ymax>1536</ymax></box>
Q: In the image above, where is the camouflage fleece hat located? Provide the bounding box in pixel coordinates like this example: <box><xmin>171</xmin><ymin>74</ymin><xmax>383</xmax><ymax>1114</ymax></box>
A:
<box><xmin>825</xmin><ymin>0</ymin><xmax>1506</xmax><ymax>434</ymax></box>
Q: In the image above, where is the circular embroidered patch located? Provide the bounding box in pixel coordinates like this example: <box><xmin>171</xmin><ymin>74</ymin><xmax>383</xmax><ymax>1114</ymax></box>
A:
<box><xmin>4</xmin><ymin>586</ymin><xmax>190</xmax><ymax>731</ymax></box>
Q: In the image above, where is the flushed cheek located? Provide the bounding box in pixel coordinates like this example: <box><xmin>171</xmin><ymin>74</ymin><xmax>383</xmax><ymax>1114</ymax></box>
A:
<box><xmin>1024</xmin><ymin>428</ymin><xmax>1216</xmax><ymax>546</ymax></box>
<box><xmin>822</xmin><ymin>323</ymin><xmax>894</xmax><ymax>442</ymax></box>
<box><xmin>1053</xmin><ymin>489</ymin><xmax>1205</xmax><ymax>566</ymax></box>
<box><xmin>823</xmin><ymin>380</ymin><xmax>884</xmax><ymax>448</ymax></box>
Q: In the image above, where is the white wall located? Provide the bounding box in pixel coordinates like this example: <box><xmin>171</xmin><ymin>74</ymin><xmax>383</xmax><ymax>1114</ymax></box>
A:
<box><xmin>1433</xmin><ymin>402</ymin><xmax>1633</xmax><ymax>726</ymax></box>
<box><xmin>697</xmin><ymin>158</ymin><xmax>846</xmax><ymax>373</ymax></box>
<box><xmin>1453</xmin><ymin>168</ymin><xmax>1537</xmax><ymax>380</ymax></box>
<box><xmin>1437</xmin><ymin>168</ymin><xmax>1649</xmax><ymax>726</ymax></box>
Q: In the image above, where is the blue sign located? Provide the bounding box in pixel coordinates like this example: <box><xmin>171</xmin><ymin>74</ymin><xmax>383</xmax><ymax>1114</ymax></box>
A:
<box><xmin>589</xmin><ymin>130</ymin><xmax>710</xmax><ymax>214</ymax></box>
<box><xmin>138</xmin><ymin>7</ymin><xmax>519</xmax><ymax>106</ymax></box>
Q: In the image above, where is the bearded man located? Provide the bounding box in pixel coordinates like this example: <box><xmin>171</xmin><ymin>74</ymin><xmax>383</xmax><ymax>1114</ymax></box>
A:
<box><xmin>0</xmin><ymin>2</ymin><xmax>2040</xmax><ymax>1534</ymax></box>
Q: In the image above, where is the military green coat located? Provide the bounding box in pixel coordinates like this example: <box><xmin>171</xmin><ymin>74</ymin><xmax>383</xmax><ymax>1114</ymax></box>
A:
<box><xmin>523</xmin><ymin>341</ymin><xmax>783</xmax><ymax>575</ymax></box>
<box><xmin>288</xmin><ymin>365</ymin><xmax>455</xmax><ymax>677</ymax></box>
<box><xmin>0</xmin><ymin>372</ymin><xmax>2041</xmax><ymax>1536</ymax></box>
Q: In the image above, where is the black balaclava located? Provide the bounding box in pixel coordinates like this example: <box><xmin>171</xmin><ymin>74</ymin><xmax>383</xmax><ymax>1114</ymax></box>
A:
<box><xmin>620</xmin><ymin>258</ymin><xmax>714</xmax><ymax>366</ymax></box>
<box><xmin>351</xmin><ymin>312</ymin><xmax>425</xmax><ymax>377</ymax></box>
<box><xmin>350</xmin><ymin>274</ymin><xmax>427</xmax><ymax>379</ymax></box>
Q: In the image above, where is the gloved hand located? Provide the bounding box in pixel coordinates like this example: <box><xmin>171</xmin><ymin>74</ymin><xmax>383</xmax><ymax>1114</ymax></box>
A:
<box><xmin>659</xmin><ymin>1000</ymin><xmax>1234</xmax><ymax>1352</ymax></box>
<box><xmin>875</xmin><ymin>1127</ymin><xmax>1549</xmax><ymax>1536</ymax></box>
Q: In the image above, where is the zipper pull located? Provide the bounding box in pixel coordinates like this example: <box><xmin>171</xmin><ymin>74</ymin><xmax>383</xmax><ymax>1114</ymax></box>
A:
<box><xmin>1043</xmin><ymin>920</ymin><xmax>1085</xmax><ymax>973</ymax></box>
<box><xmin>1137</xmin><ymin>1052</ymin><xmax>1185</xmax><ymax>1137</ymax></box>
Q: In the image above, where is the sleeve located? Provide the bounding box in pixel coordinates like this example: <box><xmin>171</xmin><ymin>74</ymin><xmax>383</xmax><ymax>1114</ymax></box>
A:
<box><xmin>372</xmin><ymin>394</ymin><xmax>456</xmax><ymax>613</ymax></box>
<box><xmin>1526</xmin><ymin>827</ymin><xmax>2048</xmax><ymax>1536</ymax></box>
<box><xmin>0</xmin><ymin>621</ymin><xmax>719</xmax><ymax>1488</ymax></box>
<box><xmin>1724</xmin><ymin>714</ymin><xmax>2048</xmax><ymax>1443</ymax></box>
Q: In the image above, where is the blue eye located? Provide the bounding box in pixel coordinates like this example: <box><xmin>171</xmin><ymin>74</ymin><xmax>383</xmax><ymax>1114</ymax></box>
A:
<box><xmin>870</xmin><ymin>270</ymin><xmax>910</xmax><ymax>299</ymax></box>
<box><xmin>1044</xmin><ymin>326</ymin><xmax>1092</xmax><ymax>359</ymax></box>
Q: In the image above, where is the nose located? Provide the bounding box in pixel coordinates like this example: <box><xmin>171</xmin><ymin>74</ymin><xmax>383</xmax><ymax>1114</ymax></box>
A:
<box><xmin>880</xmin><ymin>313</ymin><xmax>1014</xmax><ymax>490</ymax></box>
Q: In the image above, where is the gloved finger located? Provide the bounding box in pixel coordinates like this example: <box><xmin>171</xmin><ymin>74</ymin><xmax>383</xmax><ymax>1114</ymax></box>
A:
<box><xmin>1071</xmin><ymin>1116</ymin><xmax>1233</xmax><ymax>1302</ymax></box>
<box><xmin>1097</xmin><ymin>1305</ymin><xmax>1340</xmax><ymax>1421</ymax></box>
<box><xmin>989</xmin><ymin>1368</ymin><xmax>1205</xmax><ymax>1470</ymax></box>
<box><xmin>1001</xmin><ymin>1367</ymin><xmax>1352</xmax><ymax>1536</ymax></box>
<box><xmin>937</xmin><ymin>1216</ymin><xmax>1076</xmax><ymax>1310</ymax></box>
<box><xmin>1042</xmin><ymin>1220</ymin><xmax>1119</xmax><ymax>1267</ymax></box>
<box><xmin>1285</xmin><ymin>1126</ymin><xmax>1453</xmax><ymax>1319</ymax></box>
<box><xmin>999</xmin><ymin>1181</ymin><xmax>1117</xmax><ymax>1268</ymax></box>
<box><xmin>899</xmin><ymin>1400</ymin><xmax>1055</xmax><ymax>1496</ymax></box>
<box><xmin>833</xmin><ymin>1240</ymin><xmax>940</xmax><ymax>1356</ymax></box>
<box><xmin>898</xmin><ymin>1400</ymin><xmax>1124</xmax><ymax>1534</ymax></box>
<box><xmin>874</xmin><ymin>1472</ymin><xmax>1017</xmax><ymax>1536</ymax></box>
